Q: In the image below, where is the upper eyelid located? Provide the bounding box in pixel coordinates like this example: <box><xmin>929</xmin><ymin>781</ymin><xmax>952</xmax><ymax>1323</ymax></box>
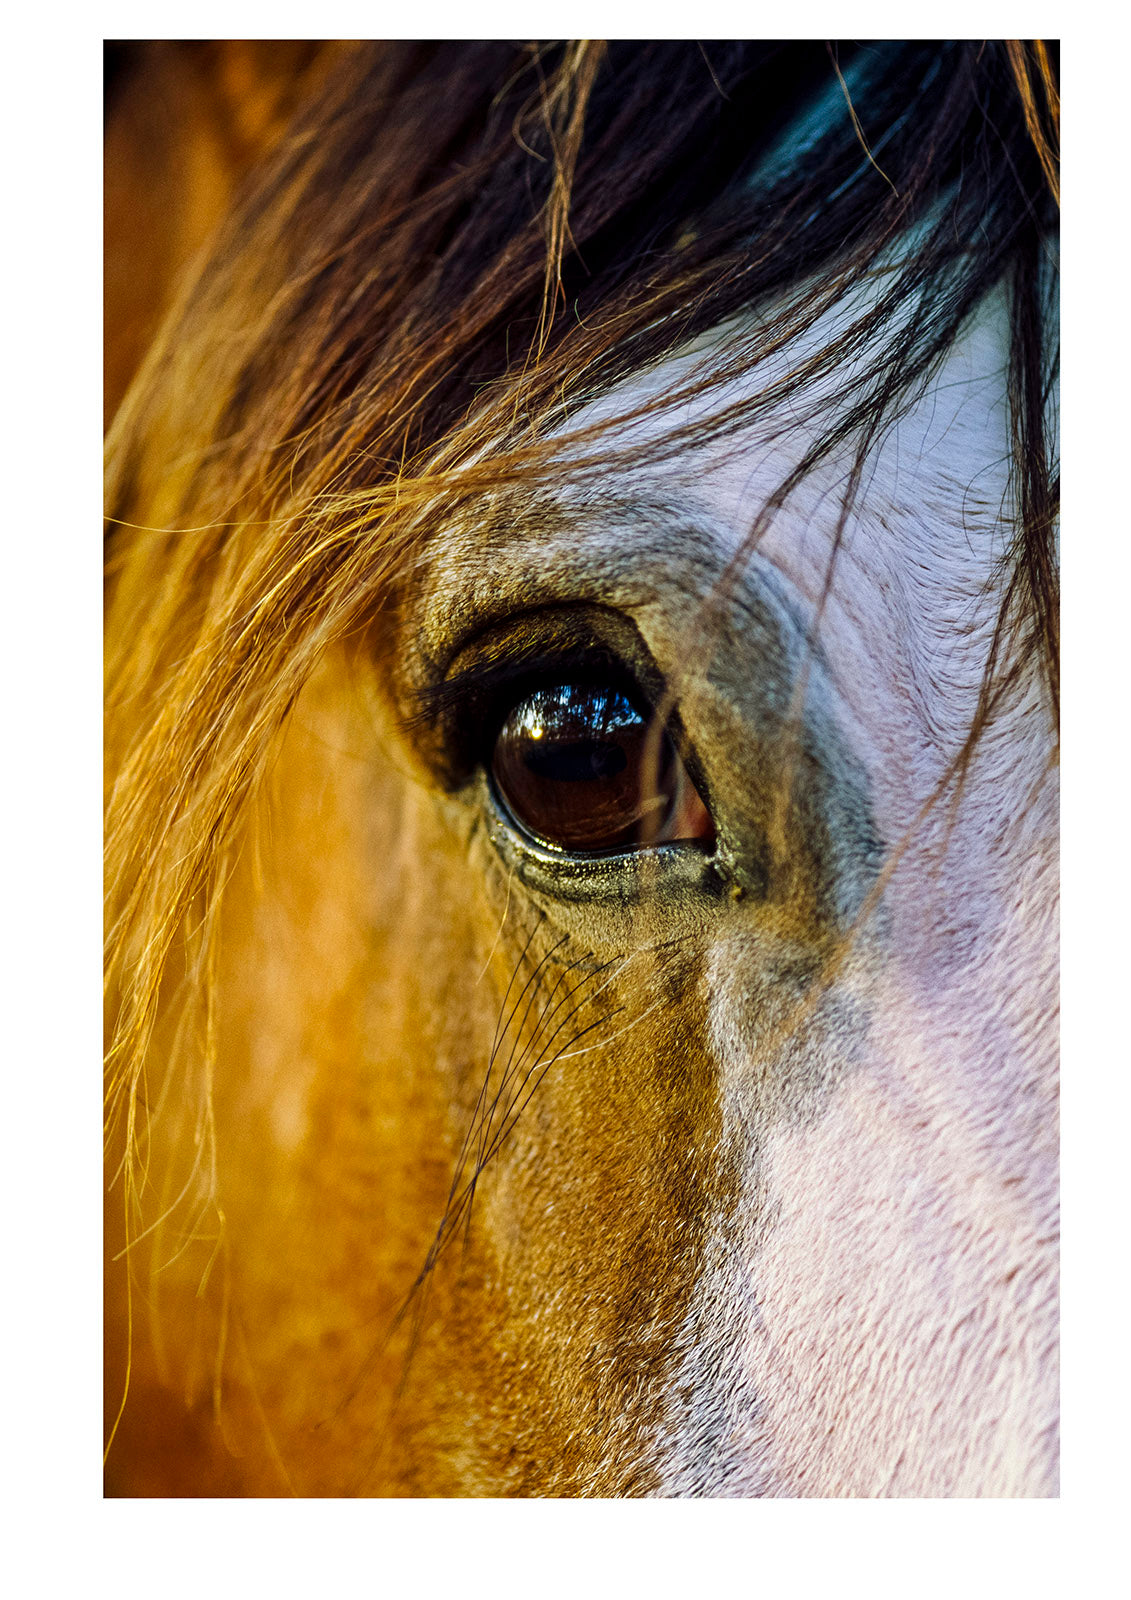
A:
<box><xmin>401</xmin><ymin>601</ymin><xmax>709</xmax><ymax>800</ymax></box>
<box><xmin>408</xmin><ymin>600</ymin><xmax>672</xmax><ymax>730</ymax></box>
<box><xmin>408</xmin><ymin>645</ymin><xmax>636</xmax><ymax>734</ymax></box>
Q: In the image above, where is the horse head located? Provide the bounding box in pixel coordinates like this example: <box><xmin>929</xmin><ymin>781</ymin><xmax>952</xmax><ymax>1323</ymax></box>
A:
<box><xmin>104</xmin><ymin>41</ymin><xmax>1059</xmax><ymax>1497</ymax></box>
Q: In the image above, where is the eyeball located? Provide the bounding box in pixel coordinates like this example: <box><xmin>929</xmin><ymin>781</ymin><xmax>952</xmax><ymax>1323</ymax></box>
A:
<box><xmin>490</xmin><ymin>681</ymin><xmax>713</xmax><ymax>854</ymax></box>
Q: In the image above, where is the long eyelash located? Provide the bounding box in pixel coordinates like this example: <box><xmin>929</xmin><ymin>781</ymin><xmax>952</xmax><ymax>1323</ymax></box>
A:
<box><xmin>333</xmin><ymin>923</ymin><xmax>687</xmax><ymax>1494</ymax></box>
<box><xmin>332</xmin><ymin>928</ymin><xmax>620</xmax><ymax>1490</ymax></box>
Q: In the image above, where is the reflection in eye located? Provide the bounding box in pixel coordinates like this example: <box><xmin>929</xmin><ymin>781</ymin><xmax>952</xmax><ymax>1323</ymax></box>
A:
<box><xmin>491</xmin><ymin>682</ymin><xmax>714</xmax><ymax>853</ymax></box>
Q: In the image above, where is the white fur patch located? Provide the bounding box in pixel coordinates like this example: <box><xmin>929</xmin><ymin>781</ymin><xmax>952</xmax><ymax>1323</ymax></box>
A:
<box><xmin>556</xmin><ymin>293</ymin><xmax>1058</xmax><ymax>1496</ymax></box>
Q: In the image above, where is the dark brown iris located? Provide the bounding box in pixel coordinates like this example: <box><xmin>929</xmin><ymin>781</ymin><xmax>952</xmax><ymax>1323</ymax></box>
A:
<box><xmin>491</xmin><ymin>682</ymin><xmax>713</xmax><ymax>853</ymax></box>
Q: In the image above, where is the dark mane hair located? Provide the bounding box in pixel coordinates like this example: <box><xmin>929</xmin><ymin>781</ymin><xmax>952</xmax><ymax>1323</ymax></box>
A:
<box><xmin>104</xmin><ymin>39</ymin><xmax>1058</xmax><ymax>1249</ymax></box>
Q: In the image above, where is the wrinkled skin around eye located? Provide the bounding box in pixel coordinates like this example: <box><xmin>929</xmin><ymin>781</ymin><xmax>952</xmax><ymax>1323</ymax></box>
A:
<box><xmin>491</xmin><ymin>682</ymin><xmax>714</xmax><ymax>853</ymax></box>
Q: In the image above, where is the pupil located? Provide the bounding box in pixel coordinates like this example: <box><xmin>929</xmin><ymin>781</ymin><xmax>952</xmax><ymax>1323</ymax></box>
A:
<box><xmin>522</xmin><ymin>739</ymin><xmax>628</xmax><ymax>783</ymax></box>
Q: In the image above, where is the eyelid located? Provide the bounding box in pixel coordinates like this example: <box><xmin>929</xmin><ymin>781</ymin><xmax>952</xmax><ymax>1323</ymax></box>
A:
<box><xmin>417</xmin><ymin>603</ymin><xmax>665</xmax><ymax>712</ymax></box>
<box><xmin>411</xmin><ymin>646</ymin><xmax>631</xmax><ymax>733</ymax></box>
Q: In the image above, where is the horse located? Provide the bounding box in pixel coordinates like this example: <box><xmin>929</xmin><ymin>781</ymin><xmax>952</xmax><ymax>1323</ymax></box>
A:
<box><xmin>104</xmin><ymin>40</ymin><xmax>1059</xmax><ymax>1497</ymax></box>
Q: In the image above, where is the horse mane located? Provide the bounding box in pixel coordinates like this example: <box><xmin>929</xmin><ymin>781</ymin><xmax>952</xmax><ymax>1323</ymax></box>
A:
<box><xmin>104</xmin><ymin>41</ymin><xmax>1059</xmax><ymax>1349</ymax></box>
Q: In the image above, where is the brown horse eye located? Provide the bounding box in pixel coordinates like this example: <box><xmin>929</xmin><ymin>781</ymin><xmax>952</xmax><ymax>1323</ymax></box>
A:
<box><xmin>491</xmin><ymin>683</ymin><xmax>714</xmax><ymax>853</ymax></box>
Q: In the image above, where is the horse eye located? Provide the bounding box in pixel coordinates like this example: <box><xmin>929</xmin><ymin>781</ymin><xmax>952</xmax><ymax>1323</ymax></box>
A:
<box><xmin>490</xmin><ymin>682</ymin><xmax>714</xmax><ymax>854</ymax></box>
